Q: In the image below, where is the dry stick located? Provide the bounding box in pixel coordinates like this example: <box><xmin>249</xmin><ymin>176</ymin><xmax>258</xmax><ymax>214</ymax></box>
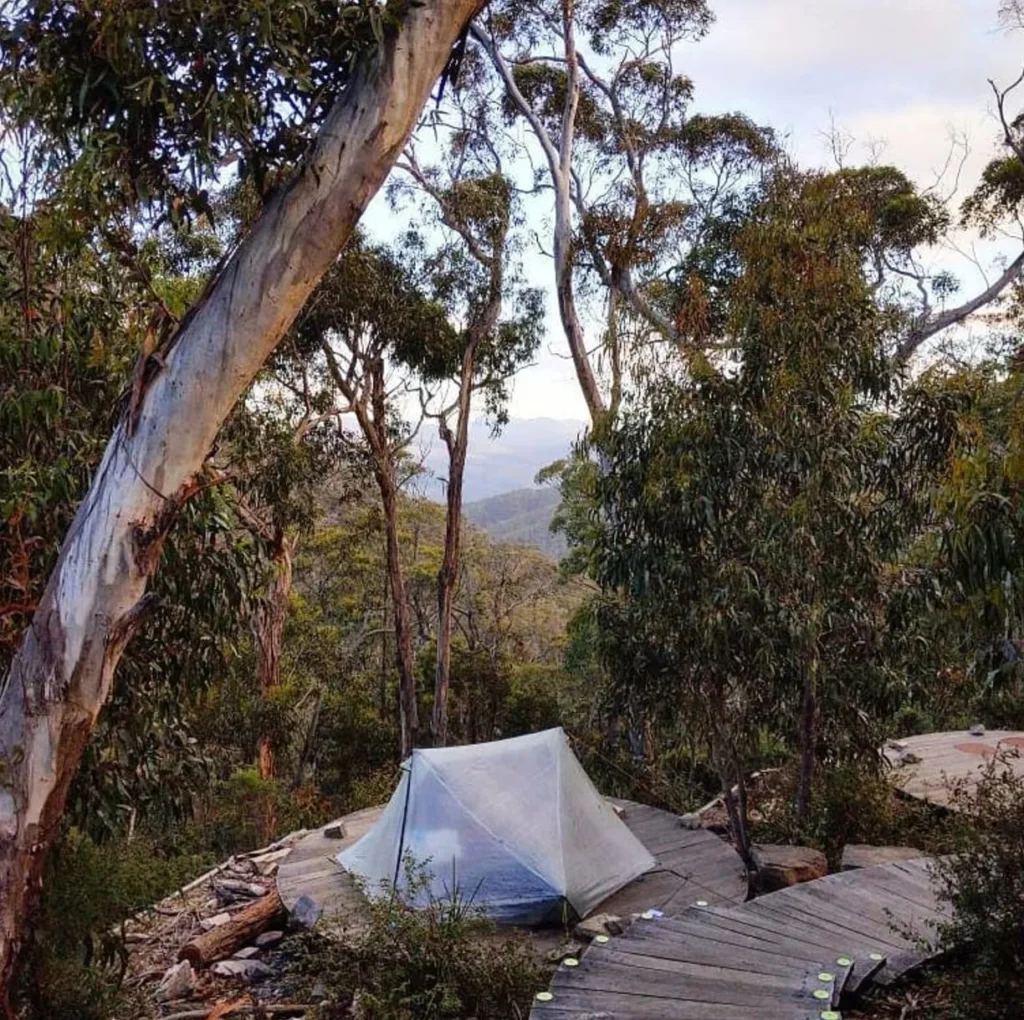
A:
<box><xmin>159</xmin><ymin>1006</ymin><xmax>315</xmax><ymax>1020</ymax></box>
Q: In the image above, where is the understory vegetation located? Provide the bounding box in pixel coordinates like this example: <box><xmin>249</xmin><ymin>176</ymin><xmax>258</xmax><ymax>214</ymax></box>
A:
<box><xmin>3</xmin><ymin>0</ymin><xmax>1024</xmax><ymax>1015</ymax></box>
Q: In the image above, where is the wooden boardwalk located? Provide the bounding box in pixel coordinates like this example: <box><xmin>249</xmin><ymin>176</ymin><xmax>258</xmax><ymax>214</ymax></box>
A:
<box><xmin>531</xmin><ymin>858</ymin><xmax>948</xmax><ymax>1019</ymax></box>
<box><xmin>885</xmin><ymin>730</ymin><xmax>1024</xmax><ymax>809</ymax></box>
<box><xmin>276</xmin><ymin>799</ymin><xmax>749</xmax><ymax>924</ymax></box>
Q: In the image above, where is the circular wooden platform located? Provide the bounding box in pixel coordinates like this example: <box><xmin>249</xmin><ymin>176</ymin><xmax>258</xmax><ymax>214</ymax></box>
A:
<box><xmin>276</xmin><ymin>798</ymin><xmax>749</xmax><ymax>925</ymax></box>
<box><xmin>885</xmin><ymin>729</ymin><xmax>1024</xmax><ymax>809</ymax></box>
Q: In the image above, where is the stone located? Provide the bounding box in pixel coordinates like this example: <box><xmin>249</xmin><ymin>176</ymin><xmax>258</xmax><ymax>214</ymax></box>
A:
<box><xmin>574</xmin><ymin>913</ymin><xmax>625</xmax><ymax>940</ymax></box>
<box><xmin>255</xmin><ymin>929</ymin><xmax>285</xmax><ymax>948</ymax></box>
<box><xmin>752</xmin><ymin>844</ymin><xmax>827</xmax><ymax>891</ymax></box>
<box><xmin>154</xmin><ymin>961</ymin><xmax>195</xmax><ymax>1002</ymax></box>
<box><xmin>970</xmin><ymin>723</ymin><xmax>986</xmax><ymax>737</ymax></box>
<box><xmin>200</xmin><ymin>912</ymin><xmax>232</xmax><ymax>931</ymax></box>
<box><xmin>214</xmin><ymin>878</ymin><xmax>267</xmax><ymax>901</ymax></box>
<box><xmin>841</xmin><ymin>844</ymin><xmax>928</xmax><ymax>871</ymax></box>
<box><xmin>291</xmin><ymin>894</ymin><xmax>323</xmax><ymax>929</ymax></box>
<box><xmin>679</xmin><ymin>813</ymin><xmax>702</xmax><ymax>830</ymax></box>
<box><xmin>232</xmin><ymin>946</ymin><xmax>261</xmax><ymax>960</ymax></box>
<box><xmin>251</xmin><ymin>847</ymin><xmax>292</xmax><ymax>875</ymax></box>
<box><xmin>211</xmin><ymin>959</ymin><xmax>274</xmax><ymax>983</ymax></box>
<box><xmin>323</xmin><ymin>822</ymin><xmax>346</xmax><ymax>839</ymax></box>
<box><xmin>546</xmin><ymin>941</ymin><xmax>583</xmax><ymax>963</ymax></box>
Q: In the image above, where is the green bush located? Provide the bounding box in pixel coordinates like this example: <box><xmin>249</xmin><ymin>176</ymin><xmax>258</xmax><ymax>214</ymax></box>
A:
<box><xmin>15</xmin><ymin>829</ymin><xmax>210</xmax><ymax>1020</ymax></box>
<box><xmin>190</xmin><ymin>767</ymin><xmax>331</xmax><ymax>856</ymax></box>
<box><xmin>287</xmin><ymin>860</ymin><xmax>545</xmax><ymax>1019</ymax></box>
<box><xmin>930</xmin><ymin>750</ymin><xmax>1024</xmax><ymax>1019</ymax></box>
<box><xmin>751</xmin><ymin>756</ymin><xmax>959</xmax><ymax>868</ymax></box>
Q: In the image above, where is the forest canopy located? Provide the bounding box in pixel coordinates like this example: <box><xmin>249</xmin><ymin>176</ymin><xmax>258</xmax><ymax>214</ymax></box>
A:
<box><xmin>3</xmin><ymin>0</ymin><xmax>1024</xmax><ymax>1016</ymax></box>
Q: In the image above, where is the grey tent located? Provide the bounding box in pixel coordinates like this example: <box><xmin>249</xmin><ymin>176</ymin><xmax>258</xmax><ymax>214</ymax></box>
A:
<box><xmin>337</xmin><ymin>727</ymin><xmax>656</xmax><ymax>924</ymax></box>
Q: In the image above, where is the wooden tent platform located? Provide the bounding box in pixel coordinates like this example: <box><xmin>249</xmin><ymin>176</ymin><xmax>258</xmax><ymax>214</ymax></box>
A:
<box><xmin>885</xmin><ymin>729</ymin><xmax>1024</xmax><ymax>809</ymax></box>
<box><xmin>275</xmin><ymin>798</ymin><xmax>749</xmax><ymax>927</ymax></box>
<box><xmin>531</xmin><ymin>857</ymin><xmax>949</xmax><ymax>1019</ymax></box>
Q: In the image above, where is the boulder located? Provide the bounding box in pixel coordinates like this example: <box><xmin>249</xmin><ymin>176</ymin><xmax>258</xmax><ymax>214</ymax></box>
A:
<box><xmin>291</xmin><ymin>894</ymin><xmax>323</xmax><ymax>929</ymax></box>
<box><xmin>841</xmin><ymin>844</ymin><xmax>927</xmax><ymax>871</ymax></box>
<box><xmin>752</xmin><ymin>844</ymin><xmax>827</xmax><ymax>891</ymax></box>
<box><xmin>154</xmin><ymin>961</ymin><xmax>195</xmax><ymax>1002</ymax></box>
<box><xmin>211</xmin><ymin>959</ymin><xmax>274</xmax><ymax>983</ymax></box>
<box><xmin>574</xmin><ymin>913</ymin><xmax>625</xmax><ymax>941</ymax></box>
<box><xmin>255</xmin><ymin>929</ymin><xmax>285</xmax><ymax>948</ymax></box>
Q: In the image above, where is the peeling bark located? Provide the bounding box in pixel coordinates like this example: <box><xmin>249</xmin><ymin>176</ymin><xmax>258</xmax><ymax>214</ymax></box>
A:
<box><xmin>0</xmin><ymin>0</ymin><xmax>484</xmax><ymax>995</ymax></box>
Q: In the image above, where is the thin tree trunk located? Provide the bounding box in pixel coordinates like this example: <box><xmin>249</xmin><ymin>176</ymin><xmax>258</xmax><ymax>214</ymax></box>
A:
<box><xmin>0</xmin><ymin>0</ymin><xmax>484</xmax><ymax>997</ymax></box>
<box><xmin>254</xmin><ymin>529</ymin><xmax>295</xmax><ymax>782</ymax></box>
<box><xmin>379</xmin><ymin>471</ymin><xmax>418</xmax><ymax>758</ymax></box>
<box><xmin>431</xmin><ymin>334</ymin><xmax>486</xmax><ymax>747</ymax></box>
<box><xmin>796</xmin><ymin>657</ymin><xmax>818</xmax><ymax>824</ymax></box>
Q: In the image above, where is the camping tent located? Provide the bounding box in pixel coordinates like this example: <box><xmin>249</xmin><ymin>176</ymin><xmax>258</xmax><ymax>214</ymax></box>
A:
<box><xmin>337</xmin><ymin>727</ymin><xmax>656</xmax><ymax>925</ymax></box>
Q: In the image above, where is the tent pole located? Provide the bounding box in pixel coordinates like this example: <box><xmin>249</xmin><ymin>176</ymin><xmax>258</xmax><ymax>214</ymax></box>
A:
<box><xmin>393</xmin><ymin>755</ymin><xmax>414</xmax><ymax>890</ymax></box>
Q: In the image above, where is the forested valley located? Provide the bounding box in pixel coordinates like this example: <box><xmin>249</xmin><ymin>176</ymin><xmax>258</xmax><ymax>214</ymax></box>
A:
<box><xmin>3</xmin><ymin>0</ymin><xmax>1024</xmax><ymax>1017</ymax></box>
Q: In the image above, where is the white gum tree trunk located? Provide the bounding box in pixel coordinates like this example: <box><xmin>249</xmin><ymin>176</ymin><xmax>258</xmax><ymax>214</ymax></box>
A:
<box><xmin>0</xmin><ymin>0</ymin><xmax>482</xmax><ymax>996</ymax></box>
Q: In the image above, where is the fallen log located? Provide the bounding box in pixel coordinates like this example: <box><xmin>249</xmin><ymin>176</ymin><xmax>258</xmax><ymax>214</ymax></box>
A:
<box><xmin>178</xmin><ymin>889</ymin><xmax>286</xmax><ymax>967</ymax></box>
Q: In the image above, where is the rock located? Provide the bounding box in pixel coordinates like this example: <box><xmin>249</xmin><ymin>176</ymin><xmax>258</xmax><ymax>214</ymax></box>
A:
<box><xmin>255</xmin><ymin>929</ymin><xmax>285</xmax><ymax>948</ymax></box>
<box><xmin>752</xmin><ymin>844</ymin><xmax>827</xmax><ymax>891</ymax></box>
<box><xmin>291</xmin><ymin>894</ymin><xmax>323</xmax><ymax>929</ymax></box>
<box><xmin>323</xmin><ymin>822</ymin><xmax>346</xmax><ymax>839</ymax></box>
<box><xmin>232</xmin><ymin>945</ymin><xmax>261</xmax><ymax>959</ymax></box>
<box><xmin>611</xmin><ymin>804</ymin><xmax>625</xmax><ymax>817</ymax></box>
<box><xmin>251</xmin><ymin>847</ymin><xmax>292</xmax><ymax>875</ymax></box>
<box><xmin>574</xmin><ymin>913</ymin><xmax>625</xmax><ymax>941</ymax></box>
<box><xmin>211</xmin><ymin>959</ymin><xmax>274</xmax><ymax>983</ymax></box>
<box><xmin>841</xmin><ymin>844</ymin><xmax>927</xmax><ymax>871</ymax></box>
<box><xmin>970</xmin><ymin>723</ymin><xmax>986</xmax><ymax>737</ymax></box>
<box><xmin>200</xmin><ymin>912</ymin><xmax>232</xmax><ymax>931</ymax></box>
<box><xmin>679</xmin><ymin>813</ymin><xmax>701</xmax><ymax>830</ymax></box>
<box><xmin>214</xmin><ymin>878</ymin><xmax>267</xmax><ymax>902</ymax></box>
<box><xmin>546</xmin><ymin>941</ymin><xmax>583</xmax><ymax>963</ymax></box>
<box><xmin>154</xmin><ymin>961</ymin><xmax>195</xmax><ymax>1002</ymax></box>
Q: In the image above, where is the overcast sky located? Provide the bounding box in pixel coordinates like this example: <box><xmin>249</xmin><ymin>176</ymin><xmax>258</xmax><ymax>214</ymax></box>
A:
<box><xmin>368</xmin><ymin>0</ymin><xmax>1023</xmax><ymax>424</ymax></box>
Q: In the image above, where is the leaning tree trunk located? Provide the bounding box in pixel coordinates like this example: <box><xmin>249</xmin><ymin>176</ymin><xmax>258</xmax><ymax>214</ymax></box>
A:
<box><xmin>255</xmin><ymin>529</ymin><xmax>295</xmax><ymax>783</ymax></box>
<box><xmin>0</xmin><ymin>0</ymin><xmax>483</xmax><ymax>999</ymax></box>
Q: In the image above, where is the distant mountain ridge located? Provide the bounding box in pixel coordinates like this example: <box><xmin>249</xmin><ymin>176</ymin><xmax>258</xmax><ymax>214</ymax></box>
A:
<box><xmin>414</xmin><ymin>417</ymin><xmax>585</xmax><ymax>503</ymax></box>
<box><xmin>465</xmin><ymin>487</ymin><xmax>565</xmax><ymax>560</ymax></box>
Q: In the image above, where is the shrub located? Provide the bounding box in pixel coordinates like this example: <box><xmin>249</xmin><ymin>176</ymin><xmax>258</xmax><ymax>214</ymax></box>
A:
<box><xmin>15</xmin><ymin>829</ymin><xmax>210</xmax><ymax>1020</ymax></box>
<box><xmin>287</xmin><ymin>860</ymin><xmax>545</xmax><ymax>1019</ymax></box>
<box><xmin>751</xmin><ymin>756</ymin><xmax>959</xmax><ymax>868</ymax></box>
<box><xmin>930</xmin><ymin>749</ymin><xmax>1024</xmax><ymax>1019</ymax></box>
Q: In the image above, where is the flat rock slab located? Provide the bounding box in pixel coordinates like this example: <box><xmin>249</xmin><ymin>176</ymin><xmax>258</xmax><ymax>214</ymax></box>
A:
<box><xmin>211</xmin><ymin>959</ymin><xmax>274</xmax><ymax>983</ymax></box>
<box><xmin>752</xmin><ymin>843</ymin><xmax>827</xmax><ymax>891</ymax></box>
<box><xmin>842</xmin><ymin>844</ymin><xmax>928</xmax><ymax>871</ymax></box>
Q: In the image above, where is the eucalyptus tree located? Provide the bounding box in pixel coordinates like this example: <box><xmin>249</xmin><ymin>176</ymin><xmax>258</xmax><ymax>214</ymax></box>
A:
<box><xmin>589</xmin><ymin>166</ymin><xmax>954</xmax><ymax>851</ymax></box>
<box><xmin>284</xmin><ymin>240</ymin><xmax>457</xmax><ymax>756</ymax></box>
<box><xmin>394</xmin><ymin>80</ymin><xmax>544</xmax><ymax>746</ymax></box>
<box><xmin>467</xmin><ymin>0</ymin><xmax>778</xmax><ymax>423</ymax></box>
<box><xmin>0</xmin><ymin>0</ymin><xmax>484</xmax><ymax>990</ymax></box>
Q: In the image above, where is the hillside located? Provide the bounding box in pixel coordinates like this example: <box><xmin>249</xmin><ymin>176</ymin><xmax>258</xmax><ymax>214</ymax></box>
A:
<box><xmin>465</xmin><ymin>487</ymin><xmax>565</xmax><ymax>560</ymax></box>
<box><xmin>414</xmin><ymin>417</ymin><xmax>585</xmax><ymax>502</ymax></box>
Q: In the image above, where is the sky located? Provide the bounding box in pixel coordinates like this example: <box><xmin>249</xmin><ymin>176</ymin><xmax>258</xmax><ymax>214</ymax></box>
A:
<box><xmin>365</xmin><ymin>0</ymin><xmax>1023</xmax><ymax>425</ymax></box>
